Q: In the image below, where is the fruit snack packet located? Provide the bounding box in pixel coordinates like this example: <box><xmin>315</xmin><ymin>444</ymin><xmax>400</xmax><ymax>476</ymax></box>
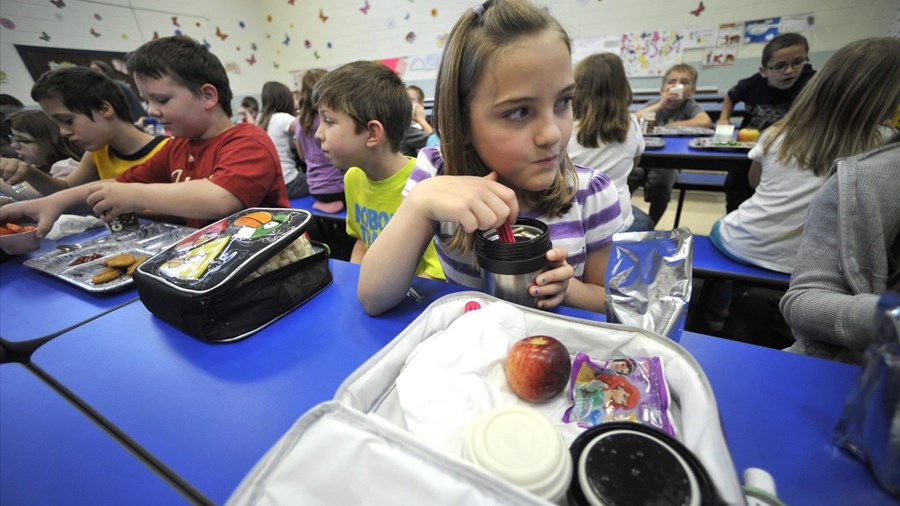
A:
<box><xmin>563</xmin><ymin>353</ymin><xmax>675</xmax><ymax>436</ymax></box>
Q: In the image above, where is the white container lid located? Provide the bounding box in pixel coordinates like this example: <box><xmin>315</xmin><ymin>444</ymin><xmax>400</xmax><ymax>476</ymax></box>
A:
<box><xmin>464</xmin><ymin>405</ymin><xmax>572</xmax><ymax>503</ymax></box>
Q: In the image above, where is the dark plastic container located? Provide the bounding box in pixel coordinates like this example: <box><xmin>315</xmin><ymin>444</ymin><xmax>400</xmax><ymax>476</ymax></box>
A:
<box><xmin>475</xmin><ymin>218</ymin><xmax>551</xmax><ymax>307</ymax></box>
<box><xmin>568</xmin><ymin>422</ymin><xmax>717</xmax><ymax>506</ymax></box>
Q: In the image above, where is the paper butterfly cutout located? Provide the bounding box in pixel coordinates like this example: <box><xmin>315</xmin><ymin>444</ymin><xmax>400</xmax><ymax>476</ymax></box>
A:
<box><xmin>288</xmin><ymin>0</ymin><xmax>295</xmax><ymax>4</ymax></box>
<box><xmin>50</xmin><ymin>0</ymin><xmax>65</xmax><ymax>8</ymax></box>
<box><xmin>690</xmin><ymin>1</ymin><xmax>705</xmax><ymax>16</ymax></box>
<box><xmin>172</xmin><ymin>16</ymin><xmax>180</xmax><ymax>27</ymax></box>
<box><xmin>40</xmin><ymin>31</ymin><xmax>51</xmax><ymax>41</ymax></box>
<box><xmin>314</xmin><ymin>51</ymin><xmax>320</xmax><ymax>59</ymax></box>
<box><xmin>90</xmin><ymin>28</ymin><xmax>101</xmax><ymax>37</ymax></box>
<box><xmin>283</xmin><ymin>34</ymin><xmax>290</xmax><ymax>45</ymax></box>
<box><xmin>319</xmin><ymin>9</ymin><xmax>328</xmax><ymax>22</ymax></box>
<box><xmin>246</xmin><ymin>54</ymin><xmax>256</xmax><ymax>65</ymax></box>
<box><xmin>360</xmin><ymin>0</ymin><xmax>370</xmax><ymax>15</ymax></box>
<box><xmin>216</xmin><ymin>26</ymin><xmax>228</xmax><ymax>40</ymax></box>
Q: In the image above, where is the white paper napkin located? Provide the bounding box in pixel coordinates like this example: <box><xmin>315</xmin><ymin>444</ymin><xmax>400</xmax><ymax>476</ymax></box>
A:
<box><xmin>45</xmin><ymin>214</ymin><xmax>104</xmax><ymax>240</ymax></box>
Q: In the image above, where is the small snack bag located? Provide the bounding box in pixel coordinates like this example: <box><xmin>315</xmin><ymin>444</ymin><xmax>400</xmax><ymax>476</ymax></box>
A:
<box><xmin>563</xmin><ymin>352</ymin><xmax>675</xmax><ymax>436</ymax></box>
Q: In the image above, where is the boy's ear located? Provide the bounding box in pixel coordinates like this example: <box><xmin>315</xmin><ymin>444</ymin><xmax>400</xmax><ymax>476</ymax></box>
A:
<box><xmin>199</xmin><ymin>83</ymin><xmax>220</xmax><ymax>111</ymax></box>
<box><xmin>97</xmin><ymin>101</ymin><xmax>116</xmax><ymax>120</ymax></box>
<box><xmin>364</xmin><ymin>119</ymin><xmax>385</xmax><ymax>148</ymax></box>
<box><xmin>758</xmin><ymin>65</ymin><xmax>768</xmax><ymax>78</ymax></box>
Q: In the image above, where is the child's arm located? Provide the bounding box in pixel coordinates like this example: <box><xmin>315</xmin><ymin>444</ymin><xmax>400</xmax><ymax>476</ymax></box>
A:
<box><xmin>718</xmin><ymin>96</ymin><xmax>735</xmax><ymax>125</ymax></box>
<box><xmin>291</xmin><ymin>119</ymin><xmax>305</xmax><ymax>163</ymax></box>
<box><xmin>84</xmin><ymin>179</ymin><xmax>243</xmax><ymax>224</ymax></box>
<box><xmin>349</xmin><ymin>239</ymin><xmax>367</xmax><ymax>264</ymax></box>
<box><xmin>0</xmin><ymin>184</ymin><xmax>95</xmax><ymax>238</ymax></box>
<box><xmin>666</xmin><ymin>110</ymin><xmax>713</xmax><ymax>128</ymax></box>
<box><xmin>634</xmin><ymin>101</ymin><xmax>662</xmax><ymax>120</ymax></box>
<box><xmin>748</xmin><ymin>161</ymin><xmax>763</xmax><ymax>188</ymax></box>
<box><xmin>359</xmin><ymin>172</ymin><xmax>518</xmax><ymax>315</ymax></box>
<box><xmin>1</xmin><ymin>152</ymin><xmax>102</xmax><ymax>197</ymax></box>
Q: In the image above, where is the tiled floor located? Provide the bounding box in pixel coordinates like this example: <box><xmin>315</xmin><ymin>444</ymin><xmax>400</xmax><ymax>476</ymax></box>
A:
<box><xmin>631</xmin><ymin>182</ymin><xmax>792</xmax><ymax>349</ymax></box>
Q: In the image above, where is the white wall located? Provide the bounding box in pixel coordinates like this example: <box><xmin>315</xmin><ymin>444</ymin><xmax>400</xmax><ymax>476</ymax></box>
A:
<box><xmin>1</xmin><ymin>0</ymin><xmax>896</xmax><ymax>107</ymax></box>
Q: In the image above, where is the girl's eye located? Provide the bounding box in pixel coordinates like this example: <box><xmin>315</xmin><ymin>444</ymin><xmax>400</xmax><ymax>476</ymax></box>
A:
<box><xmin>504</xmin><ymin>107</ymin><xmax>529</xmax><ymax>121</ymax></box>
<box><xmin>555</xmin><ymin>96</ymin><xmax>573</xmax><ymax>110</ymax></box>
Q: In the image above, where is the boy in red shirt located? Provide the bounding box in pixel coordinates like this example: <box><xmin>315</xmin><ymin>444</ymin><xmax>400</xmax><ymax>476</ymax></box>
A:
<box><xmin>2</xmin><ymin>35</ymin><xmax>288</xmax><ymax>237</ymax></box>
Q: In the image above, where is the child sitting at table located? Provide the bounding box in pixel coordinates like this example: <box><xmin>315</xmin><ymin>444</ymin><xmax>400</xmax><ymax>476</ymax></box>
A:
<box><xmin>256</xmin><ymin>80</ymin><xmax>308</xmax><ymax>199</ymax></box>
<box><xmin>0</xmin><ymin>35</ymin><xmax>288</xmax><ymax>241</ymax></box>
<box><xmin>631</xmin><ymin>64</ymin><xmax>712</xmax><ymax>227</ymax></box>
<box><xmin>293</xmin><ymin>68</ymin><xmax>345</xmax><ymax>214</ymax></box>
<box><xmin>0</xmin><ymin>67</ymin><xmax>169</xmax><ymax>197</ymax></box>
<box><xmin>4</xmin><ymin>110</ymin><xmax>84</xmax><ymax>179</ymax></box>
<box><xmin>718</xmin><ymin>33</ymin><xmax>816</xmax><ymax>213</ymax></box>
<box><xmin>706</xmin><ymin>37</ymin><xmax>898</xmax><ymax>332</ymax></box>
<box><xmin>567</xmin><ymin>52</ymin><xmax>650</xmax><ymax>231</ymax></box>
<box><xmin>312</xmin><ymin>60</ymin><xmax>443</xmax><ymax>281</ymax></box>
<box><xmin>358</xmin><ymin>0</ymin><xmax>622</xmax><ymax>316</ymax></box>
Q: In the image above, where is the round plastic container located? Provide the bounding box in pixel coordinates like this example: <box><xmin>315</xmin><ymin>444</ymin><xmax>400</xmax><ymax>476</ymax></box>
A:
<box><xmin>475</xmin><ymin>218</ymin><xmax>551</xmax><ymax>307</ymax></box>
<box><xmin>568</xmin><ymin>422</ymin><xmax>717</xmax><ymax>506</ymax></box>
<box><xmin>464</xmin><ymin>405</ymin><xmax>572</xmax><ymax>503</ymax></box>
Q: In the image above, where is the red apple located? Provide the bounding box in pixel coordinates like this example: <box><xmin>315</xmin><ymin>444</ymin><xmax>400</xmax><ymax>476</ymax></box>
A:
<box><xmin>737</xmin><ymin>128</ymin><xmax>760</xmax><ymax>142</ymax></box>
<box><xmin>505</xmin><ymin>335</ymin><xmax>572</xmax><ymax>403</ymax></box>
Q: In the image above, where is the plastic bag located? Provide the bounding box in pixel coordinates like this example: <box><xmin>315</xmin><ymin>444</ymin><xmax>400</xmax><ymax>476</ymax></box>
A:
<box><xmin>832</xmin><ymin>292</ymin><xmax>900</xmax><ymax>498</ymax></box>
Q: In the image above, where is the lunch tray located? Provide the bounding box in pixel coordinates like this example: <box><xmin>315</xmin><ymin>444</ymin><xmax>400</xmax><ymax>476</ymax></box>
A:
<box><xmin>644</xmin><ymin>126</ymin><xmax>716</xmax><ymax>137</ymax></box>
<box><xmin>24</xmin><ymin>223</ymin><xmax>195</xmax><ymax>294</ymax></box>
<box><xmin>688</xmin><ymin>137</ymin><xmax>755</xmax><ymax>151</ymax></box>
<box><xmin>643</xmin><ymin>137</ymin><xmax>666</xmax><ymax>150</ymax></box>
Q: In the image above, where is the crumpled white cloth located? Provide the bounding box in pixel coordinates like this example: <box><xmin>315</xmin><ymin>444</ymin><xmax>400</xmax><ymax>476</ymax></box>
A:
<box><xmin>394</xmin><ymin>302</ymin><xmax>576</xmax><ymax>458</ymax></box>
<box><xmin>45</xmin><ymin>214</ymin><xmax>104</xmax><ymax>240</ymax></box>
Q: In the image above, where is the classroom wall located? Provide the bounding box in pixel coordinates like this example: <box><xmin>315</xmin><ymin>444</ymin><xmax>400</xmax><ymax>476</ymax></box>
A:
<box><xmin>1</xmin><ymin>0</ymin><xmax>896</xmax><ymax>108</ymax></box>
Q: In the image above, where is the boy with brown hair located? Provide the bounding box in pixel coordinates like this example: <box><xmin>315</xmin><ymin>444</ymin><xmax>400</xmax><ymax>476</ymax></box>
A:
<box><xmin>1</xmin><ymin>35</ymin><xmax>288</xmax><ymax>240</ymax></box>
<box><xmin>313</xmin><ymin>61</ymin><xmax>443</xmax><ymax>279</ymax></box>
<box><xmin>632</xmin><ymin>64</ymin><xmax>712</xmax><ymax>226</ymax></box>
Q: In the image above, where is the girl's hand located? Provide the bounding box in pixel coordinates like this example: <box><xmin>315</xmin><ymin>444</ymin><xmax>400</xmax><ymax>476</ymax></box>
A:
<box><xmin>530</xmin><ymin>247</ymin><xmax>573</xmax><ymax>309</ymax></box>
<box><xmin>1</xmin><ymin>157</ymin><xmax>36</xmax><ymax>186</ymax></box>
<box><xmin>409</xmin><ymin>171</ymin><xmax>518</xmax><ymax>232</ymax></box>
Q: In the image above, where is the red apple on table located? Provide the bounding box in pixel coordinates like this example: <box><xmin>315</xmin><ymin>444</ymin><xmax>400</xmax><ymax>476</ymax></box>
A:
<box><xmin>505</xmin><ymin>335</ymin><xmax>572</xmax><ymax>403</ymax></box>
<box><xmin>737</xmin><ymin>128</ymin><xmax>760</xmax><ymax>142</ymax></box>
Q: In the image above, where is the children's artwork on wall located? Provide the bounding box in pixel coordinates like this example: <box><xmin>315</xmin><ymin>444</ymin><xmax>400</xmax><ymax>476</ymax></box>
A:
<box><xmin>743</xmin><ymin>17</ymin><xmax>780</xmax><ymax>44</ymax></box>
<box><xmin>717</xmin><ymin>23</ymin><xmax>741</xmax><ymax>46</ymax></box>
<box><xmin>682</xmin><ymin>26</ymin><xmax>717</xmax><ymax>49</ymax></box>
<box><xmin>620</xmin><ymin>30</ymin><xmax>683</xmax><ymax>77</ymax></box>
<box><xmin>703</xmin><ymin>45</ymin><xmax>737</xmax><ymax>67</ymax></box>
<box><xmin>572</xmin><ymin>35</ymin><xmax>619</xmax><ymax>64</ymax></box>
<box><xmin>779</xmin><ymin>13</ymin><xmax>814</xmax><ymax>33</ymax></box>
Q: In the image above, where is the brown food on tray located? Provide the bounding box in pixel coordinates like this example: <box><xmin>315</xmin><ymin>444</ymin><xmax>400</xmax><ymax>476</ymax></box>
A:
<box><xmin>92</xmin><ymin>266</ymin><xmax>125</xmax><ymax>284</ymax></box>
<box><xmin>126</xmin><ymin>256</ymin><xmax>148</xmax><ymax>276</ymax></box>
<box><xmin>69</xmin><ymin>253</ymin><xmax>104</xmax><ymax>266</ymax></box>
<box><xmin>105</xmin><ymin>253</ymin><xmax>137</xmax><ymax>268</ymax></box>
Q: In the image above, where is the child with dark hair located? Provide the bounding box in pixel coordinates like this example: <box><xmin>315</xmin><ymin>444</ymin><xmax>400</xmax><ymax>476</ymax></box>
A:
<box><xmin>1</xmin><ymin>35</ymin><xmax>287</xmax><ymax>244</ymax></box>
<box><xmin>719</xmin><ymin>33</ymin><xmax>816</xmax><ymax>212</ymax></box>
<box><xmin>0</xmin><ymin>94</ymin><xmax>25</xmax><ymax>158</ymax></box>
<box><xmin>90</xmin><ymin>60</ymin><xmax>146</xmax><ymax>122</ymax></box>
<box><xmin>1</xmin><ymin>66</ymin><xmax>168</xmax><ymax>197</ymax></box>
<box><xmin>313</xmin><ymin>60</ymin><xmax>443</xmax><ymax>280</ymax></box>
<box><xmin>257</xmin><ymin>81</ymin><xmax>308</xmax><ymax>199</ymax></box>
<box><xmin>236</xmin><ymin>97</ymin><xmax>258</xmax><ymax>124</ymax></box>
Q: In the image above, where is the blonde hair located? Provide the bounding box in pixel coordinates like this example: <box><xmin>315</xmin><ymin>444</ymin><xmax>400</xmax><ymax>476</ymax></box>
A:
<box><xmin>298</xmin><ymin>68</ymin><xmax>327</xmax><ymax>133</ymax></box>
<box><xmin>574</xmin><ymin>53</ymin><xmax>632</xmax><ymax>146</ymax></box>
<box><xmin>763</xmin><ymin>37</ymin><xmax>900</xmax><ymax>176</ymax></box>
<box><xmin>433</xmin><ymin>0</ymin><xmax>577</xmax><ymax>254</ymax></box>
<box><xmin>662</xmin><ymin>64</ymin><xmax>697</xmax><ymax>86</ymax></box>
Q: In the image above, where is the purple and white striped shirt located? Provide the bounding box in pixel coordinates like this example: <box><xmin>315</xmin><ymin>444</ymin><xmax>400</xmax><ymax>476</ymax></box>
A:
<box><xmin>405</xmin><ymin>147</ymin><xmax>623</xmax><ymax>288</ymax></box>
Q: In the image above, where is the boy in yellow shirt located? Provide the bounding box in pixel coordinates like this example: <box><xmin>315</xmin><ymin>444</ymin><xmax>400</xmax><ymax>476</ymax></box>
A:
<box><xmin>313</xmin><ymin>61</ymin><xmax>443</xmax><ymax>279</ymax></box>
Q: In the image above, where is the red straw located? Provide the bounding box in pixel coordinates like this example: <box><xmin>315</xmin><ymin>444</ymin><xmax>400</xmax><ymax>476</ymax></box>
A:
<box><xmin>497</xmin><ymin>222</ymin><xmax>515</xmax><ymax>243</ymax></box>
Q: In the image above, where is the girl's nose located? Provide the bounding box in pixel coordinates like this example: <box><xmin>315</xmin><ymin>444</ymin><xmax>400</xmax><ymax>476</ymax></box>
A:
<box><xmin>535</xmin><ymin>114</ymin><xmax>562</xmax><ymax>147</ymax></box>
<box><xmin>314</xmin><ymin>124</ymin><xmax>325</xmax><ymax>143</ymax></box>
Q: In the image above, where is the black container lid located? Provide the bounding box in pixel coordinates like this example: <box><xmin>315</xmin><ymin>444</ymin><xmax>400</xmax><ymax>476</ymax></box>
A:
<box><xmin>475</xmin><ymin>218</ymin><xmax>551</xmax><ymax>275</ymax></box>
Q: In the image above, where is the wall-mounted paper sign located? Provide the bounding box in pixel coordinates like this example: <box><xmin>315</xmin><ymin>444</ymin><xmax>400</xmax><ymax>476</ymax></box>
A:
<box><xmin>717</xmin><ymin>23</ymin><xmax>742</xmax><ymax>46</ymax></box>
<box><xmin>744</xmin><ymin>17</ymin><xmax>780</xmax><ymax>44</ymax></box>
<box><xmin>682</xmin><ymin>26</ymin><xmax>717</xmax><ymax>49</ymax></box>
<box><xmin>572</xmin><ymin>35</ymin><xmax>620</xmax><ymax>64</ymax></box>
<box><xmin>779</xmin><ymin>13</ymin><xmax>815</xmax><ymax>33</ymax></box>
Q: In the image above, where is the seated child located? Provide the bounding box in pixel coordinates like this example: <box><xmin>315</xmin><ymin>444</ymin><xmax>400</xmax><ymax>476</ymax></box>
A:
<box><xmin>257</xmin><ymin>80</ymin><xmax>308</xmax><ymax>199</ymax></box>
<box><xmin>293</xmin><ymin>68</ymin><xmax>345</xmax><ymax>214</ymax></box>
<box><xmin>358</xmin><ymin>0</ymin><xmax>622</xmax><ymax>316</ymax></box>
<box><xmin>1</xmin><ymin>67</ymin><xmax>168</xmax><ymax>197</ymax></box>
<box><xmin>4</xmin><ymin>110</ymin><xmax>84</xmax><ymax>179</ymax></box>
<box><xmin>0</xmin><ymin>35</ymin><xmax>288</xmax><ymax>241</ymax></box>
<box><xmin>400</xmin><ymin>85</ymin><xmax>434</xmax><ymax>157</ymax></box>
<box><xmin>707</xmin><ymin>37</ymin><xmax>898</xmax><ymax>331</ymax></box>
<box><xmin>312</xmin><ymin>60</ymin><xmax>443</xmax><ymax>280</ymax></box>
<box><xmin>632</xmin><ymin>64</ymin><xmax>712</xmax><ymax>226</ymax></box>
<box><xmin>719</xmin><ymin>33</ymin><xmax>816</xmax><ymax>212</ymax></box>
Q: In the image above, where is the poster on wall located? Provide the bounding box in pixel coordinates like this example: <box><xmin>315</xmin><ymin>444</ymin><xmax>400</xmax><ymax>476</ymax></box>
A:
<box><xmin>620</xmin><ymin>31</ymin><xmax>684</xmax><ymax>77</ymax></box>
<box><xmin>682</xmin><ymin>26</ymin><xmax>717</xmax><ymax>49</ymax></box>
<box><xmin>779</xmin><ymin>13</ymin><xmax>815</xmax><ymax>33</ymax></box>
<box><xmin>743</xmin><ymin>17</ymin><xmax>781</xmax><ymax>44</ymax></box>
<box><xmin>572</xmin><ymin>35</ymin><xmax>620</xmax><ymax>64</ymax></box>
<box><xmin>717</xmin><ymin>23</ymin><xmax>742</xmax><ymax>46</ymax></box>
<box><xmin>702</xmin><ymin>46</ymin><xmax>737</xmax><ymax>67</ymax></box>
<box><xmin>14</xmin><ymin>45</ymin><xmax>133</xmax><ymax>86</ymax></box>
